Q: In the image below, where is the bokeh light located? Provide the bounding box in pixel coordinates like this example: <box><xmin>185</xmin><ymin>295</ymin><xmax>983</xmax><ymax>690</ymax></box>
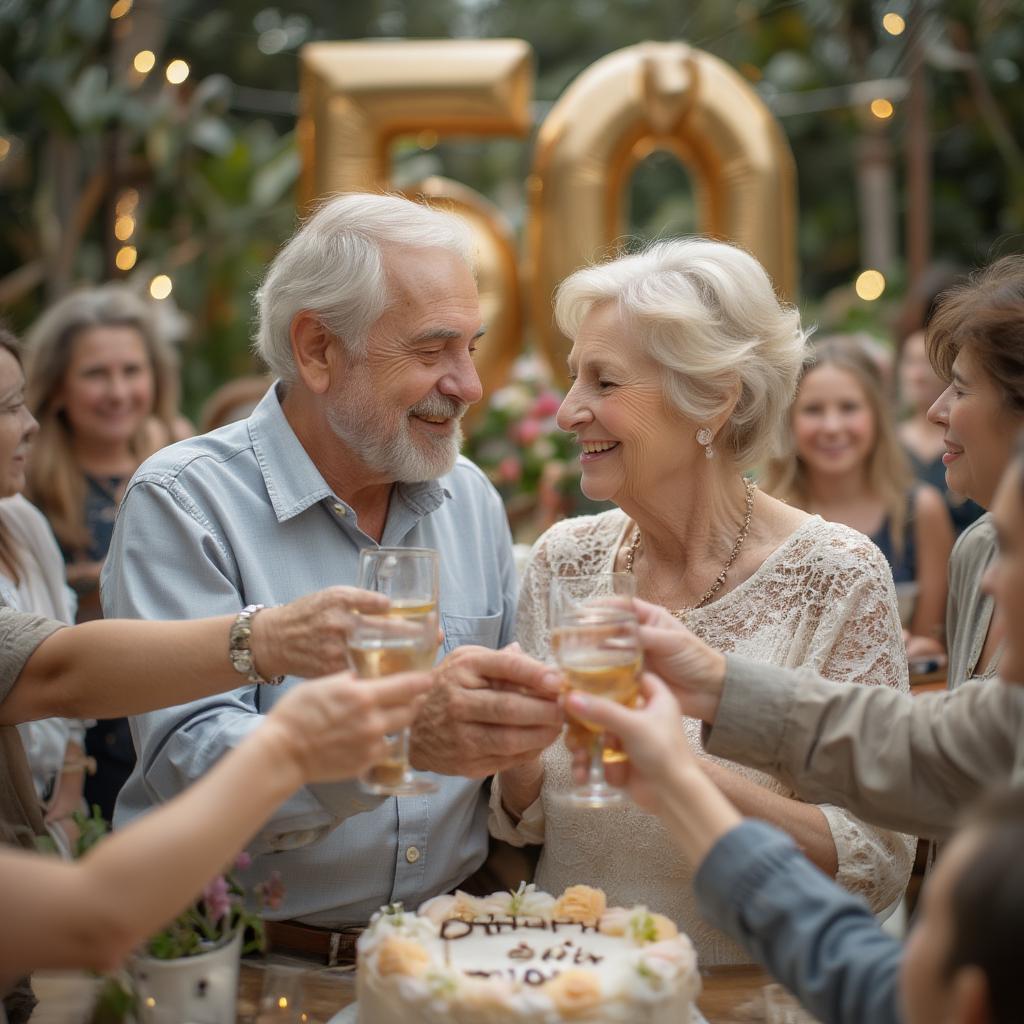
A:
<box><xmin>855</xmin><ymin>270</ymin><xmax>886</xmax><ymax>301</ymax></box>
<box><xmin>133</xmin><ymin>50</ymin><xmax>156</xmax><ymax>74</ymax></box>
<box><xmin>870</xmin><ymin>98</ymin><xmax>894</xmax><ymax>120</ymax></box>
<box><xmin>115</xmin><ymin>246</ymin><xmax>137</xmax><ymax>271</ymax></box>
<box><xmin>882</xmin><ymin>13</ymin><xmax>906</xmax><ymax>35</ymax></box>
<box><xmin>149</xmin><ymin>274</ymin><xmax>173</xmax><ymax>300</ymax></box>
<box><xmin>114</xmin><ymin>215</ymin><xmax>135</xmax><ymax>241</ymax></box>
<box><xmin>166</xmin><ymin>59</ymin><xmax>190</xmax><ymax>85</ymax></box>
<box><xmin>0</xmin><ymin>138</ymin><xmax>10</xmax><ymax>162</ymax></box>
<box><xmin>110</xmin><ymin>0</ymin><xmax>132</xmax><ymax>18</ymax></box>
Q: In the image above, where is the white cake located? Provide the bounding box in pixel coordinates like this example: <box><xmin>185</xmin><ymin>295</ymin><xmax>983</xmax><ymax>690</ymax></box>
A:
<box><xmin>356</xmin><ymin>884</ymin><xmax>701</xmax><ymax>1023</ymax></box>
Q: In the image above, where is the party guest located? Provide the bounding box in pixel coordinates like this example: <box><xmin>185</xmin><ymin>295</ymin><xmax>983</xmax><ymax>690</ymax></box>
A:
<box><xmin>763</xmin><ymin>336</ymin><xmax>953</xmax><ymax>660</ymax></box>
<box><xmin>102</xmin><ymin>193</ymin><xmax>563</xmax><ymax>958</ymax></box>
<box><xmin>23</xmin><ymin>285</ymin><xmax>184</xmax><ymax>820</ymax></box>
<box><xmin>492</xmin><ymin>239</ymin><xmax>913</xmax><ymax>964</ymax></box>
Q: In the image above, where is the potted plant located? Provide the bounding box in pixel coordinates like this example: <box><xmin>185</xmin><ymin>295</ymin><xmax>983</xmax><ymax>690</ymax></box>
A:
<box><xmin>127</xmin><ymin>852</ymin><xmax>284</xmax><ymax>1024</ymax></box>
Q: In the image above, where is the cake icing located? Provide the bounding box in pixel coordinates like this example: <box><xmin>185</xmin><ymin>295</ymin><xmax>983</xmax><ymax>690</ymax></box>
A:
<box><xmin>356</xmin><ymin>884</ymin><xmax>700</xmax><ymax>1023</ymax></box>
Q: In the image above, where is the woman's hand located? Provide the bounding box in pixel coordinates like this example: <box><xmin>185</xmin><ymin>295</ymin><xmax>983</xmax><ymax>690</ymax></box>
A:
<box><xmin>633</xmin><ymin>599</ymin><xmax>728</xmax><ymax>723</ymax></box>
<box><xmin>565</xmin><ymin>673</ymin><xmax>743</xmax><ymax>864</ymax></box>
<box><xmin>250</xmin><ymin>586</ymin><xmax>390</xmax><ymax>680</ymax></box>
<box><xmin>261</xmin><ymin>669</ymin><xmax>434</xmax><ymax>785</ymax></box>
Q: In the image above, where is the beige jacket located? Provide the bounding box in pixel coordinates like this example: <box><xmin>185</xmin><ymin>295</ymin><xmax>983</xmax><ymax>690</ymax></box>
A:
<box><xmin>706</xmin><ymin>655</ymin><xmax>1024</xmax><ymax>841</ymax></box>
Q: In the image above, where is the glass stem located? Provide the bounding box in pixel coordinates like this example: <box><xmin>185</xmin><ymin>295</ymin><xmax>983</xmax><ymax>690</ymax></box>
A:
<box><xmin>589</xmin><ymin>734</ymin><xmax>605</xmax><ymax>788</ymax></box>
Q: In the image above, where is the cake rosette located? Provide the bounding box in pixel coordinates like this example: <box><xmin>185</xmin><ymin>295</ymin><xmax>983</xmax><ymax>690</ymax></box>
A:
<box><xmin>356</xmin><ymin>884</ymin><xmax>700</xmax><ymax>1023</ymax></box>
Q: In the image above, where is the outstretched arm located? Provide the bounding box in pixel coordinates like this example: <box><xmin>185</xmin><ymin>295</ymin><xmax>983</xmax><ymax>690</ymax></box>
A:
<box><xmin>565</xmin><ymin>678</ymin><xmax>904</xmax><ymax>1024</ymax></box>
<box><xmin>0</xmin><ymin>586</ymin><xmax>386</xmax><ymax>725</ymax></box>
<box><xmin>0</xmin><ymin>669</ymin><xmax>431</xmax><ymax>980</ymax></box>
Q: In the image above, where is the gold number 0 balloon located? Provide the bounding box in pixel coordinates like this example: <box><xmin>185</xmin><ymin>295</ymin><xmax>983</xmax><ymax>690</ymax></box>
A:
<box><xmin>298</xmin><ymin>39</ymin><xmax>796</xmax><ymax>394</ymax></box>
<box><xmin>527</xmin><ymin>42</ymin><xmax>796</xmax><ymax>386</ymax></box>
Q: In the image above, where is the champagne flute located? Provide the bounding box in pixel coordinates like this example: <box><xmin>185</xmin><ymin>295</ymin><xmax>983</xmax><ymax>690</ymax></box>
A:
<box><xmin>348</xmin><ymin>547</ymin><xmax>439</xmax><ymax>796</ymax></box>
<box><xmin>550</xmin><ymin>572</ymin><xmax>640</xmax><ymax>806</ymax></box>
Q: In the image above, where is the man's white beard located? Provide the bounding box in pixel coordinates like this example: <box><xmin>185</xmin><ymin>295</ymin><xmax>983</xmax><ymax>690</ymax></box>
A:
<box><xmin>327</xmin><ymin>386</ymin><xmax>465</xmax><ymax>483</ymax></box>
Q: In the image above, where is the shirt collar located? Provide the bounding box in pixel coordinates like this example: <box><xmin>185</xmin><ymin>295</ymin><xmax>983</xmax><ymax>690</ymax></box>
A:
<box><xmin>247</xmin><ymin>383</ymin><xmax>450</xmax><ymax>523</ymax></box>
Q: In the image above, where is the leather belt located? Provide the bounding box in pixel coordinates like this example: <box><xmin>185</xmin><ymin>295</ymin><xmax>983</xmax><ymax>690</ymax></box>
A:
<box><xmin>263</xmin><ymin>920</ymin><xmax>364</xmax><ymax>967</ymax></box>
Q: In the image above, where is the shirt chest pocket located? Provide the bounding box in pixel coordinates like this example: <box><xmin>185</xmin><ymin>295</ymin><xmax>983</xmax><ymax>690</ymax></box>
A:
<box><xmin>441</xmin><ymin>610</ymin><xmax>504</xmax><ymax>654</ymax></box>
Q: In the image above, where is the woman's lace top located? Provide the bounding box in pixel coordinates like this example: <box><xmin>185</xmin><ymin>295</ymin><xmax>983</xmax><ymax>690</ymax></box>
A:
<box><xmin>490</xmin><ymin>509</ymin><xmax>915</xmax><ymax>966</ymax></box>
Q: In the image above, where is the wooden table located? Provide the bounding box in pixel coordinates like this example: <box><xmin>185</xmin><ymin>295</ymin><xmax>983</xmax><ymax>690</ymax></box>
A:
<box><xmin>32</xmin><ymin>961</ymin><xmax>779</xmax><ymax>1023</ymax></box>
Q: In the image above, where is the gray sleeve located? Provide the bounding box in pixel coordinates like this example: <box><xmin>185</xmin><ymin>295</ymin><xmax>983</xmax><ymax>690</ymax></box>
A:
<box><xmin>0</xmin><ymin>606</ymin><xmax>63</xmax><ymax>703</ymax></box>
<box><xmin>706</xmin><ymin>655</ymin><xmax>1022</xmax><ymax>839</ymax></box>
<box><xmin>696</xmin><ymin>820</ymin><xmax>902</xmax><ymax>1024</ymax></box>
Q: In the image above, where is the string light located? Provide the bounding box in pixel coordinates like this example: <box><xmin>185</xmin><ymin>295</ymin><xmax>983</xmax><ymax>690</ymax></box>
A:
<box><xmin>149</xmin><ymin>274</ymin><xmax>172</xmax><ymax>300</ymax></box>
<box><xmin>278</xmin><ymin>997</ymin><xmax>289</xmax><ymax>1009</ymax></box>
<box><xmin>882</xmin><ymin>12</ymin><xmax>906</xmax><ymax>35</ymax></box>
<box><xmin>870</xmin><ymin>98</ymin><xmax>894</xmax><ymax>119</ymax></box>
<box><xmin>115</xmin><ymin>246</ymin><xmax>138</xmax><ymax>271</ymax></box>
<box><xmin>114</xmin><ymin>215</ymin><xmax>135</xmax><ymax>241</ymax></box>
<box><xmin>165</xmin><ymin>59</ymin><xmax>190</xmax><ymax>85</ymax></box>
<box><xmin>110</xmin><ymin>0</ymin><xmax>132</xmax><ymax>18</ymax></box>
<box><xmin>115</xmin><ymin>189</ymin><xmax>139</xmax><ymax>216</ymax></box>
<box><xmin>133</xmin><ymin>50</ymin><xmax>156</xmax><ymax>74</ymax></box>
<box><xmin>855</xmin><ymin>270</ymin><xmax>886</xmax><ymax>301</ymax></box>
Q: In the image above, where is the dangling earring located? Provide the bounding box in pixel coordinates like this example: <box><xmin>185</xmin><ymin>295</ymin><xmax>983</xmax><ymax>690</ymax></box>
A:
<box><xmin>696</xmin><ymin>427</ymin><xmax>715</xmax><ymax>459</ymax></box>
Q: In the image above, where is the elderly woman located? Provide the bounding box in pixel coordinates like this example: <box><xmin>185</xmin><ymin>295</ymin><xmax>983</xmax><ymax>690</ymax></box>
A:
<box><xmin>490</xmin><ymin>238</ymin><xmax>914</xmax><ymax>965</ymax></box>
<box><xmin>924</xmin><ymin>255</ymin><xmax>1024</xmax><ymax>690</ymax></box>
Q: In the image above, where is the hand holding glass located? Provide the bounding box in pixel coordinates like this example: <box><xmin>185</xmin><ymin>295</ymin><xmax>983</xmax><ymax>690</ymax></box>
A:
<box><xmin>550</xmin><ymin>573</ymin><xmax>640</xmax><ymax>807</ymax></box>
<box><xmin>348</xmin><ymin>547</ymin><xmax>439</xmax><ymax>796</ymax></box>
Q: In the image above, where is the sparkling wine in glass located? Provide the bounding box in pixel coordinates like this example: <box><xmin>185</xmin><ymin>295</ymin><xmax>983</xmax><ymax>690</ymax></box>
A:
<box><xmin>550</xmin><ymin>573</ymin><xmax>640</xmax><ymax>806</ymax></box>
<box><xmin>548</xmin><ymin>573</ymin><xmax>634</xmax><ymax>765</ymax></box>
<box><xmin>349</xmin><ymin>547</ymin><xmax>439</xmax><ymax>796</ymax></box>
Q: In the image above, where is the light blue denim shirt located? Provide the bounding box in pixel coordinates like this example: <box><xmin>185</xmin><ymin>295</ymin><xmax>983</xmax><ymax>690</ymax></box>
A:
<box><xmin>102</xmin><ymin>384</ymin><xmax>518</xmax><ymax>926</ymax></box>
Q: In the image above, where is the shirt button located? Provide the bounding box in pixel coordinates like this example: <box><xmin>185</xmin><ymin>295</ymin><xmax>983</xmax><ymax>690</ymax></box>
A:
<box><xmin>405</xmin><ymin>846</ymin><xmax>421</xmax><ymax>864</ymax></box>
<box><xmin>333</xmin><ymin>503</ymin><xmax>347</xmax><ymax>516</ymax></box>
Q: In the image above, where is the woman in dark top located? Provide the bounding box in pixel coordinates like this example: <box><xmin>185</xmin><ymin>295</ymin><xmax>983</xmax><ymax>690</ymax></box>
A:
<box><xmin>763</xmin><ymin>336</ymin><xmax>953</xmax><ymax>661</ymax></box>
<box><xmin>22</xmin><ymin>285</ymin><xmax>184</xmax><ymax>821</ymax></box>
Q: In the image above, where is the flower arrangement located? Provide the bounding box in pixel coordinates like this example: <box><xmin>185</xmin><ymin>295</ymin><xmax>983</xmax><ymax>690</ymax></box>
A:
<box><xmin>145</xmin><ymin>851</ymin><xmax>285</xmax><ymax>959</ymax></box>
<box><xmin>464</xmin><ymin>353</ymin><xmax>607</xmax><ymax>541</ymax></box>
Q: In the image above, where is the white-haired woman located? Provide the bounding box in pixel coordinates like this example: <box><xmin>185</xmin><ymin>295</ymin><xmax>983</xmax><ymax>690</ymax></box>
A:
<box><xmin>490</xmin><ymin>238</ymin><xmax>914</xmax><ymax>965</ymax></box>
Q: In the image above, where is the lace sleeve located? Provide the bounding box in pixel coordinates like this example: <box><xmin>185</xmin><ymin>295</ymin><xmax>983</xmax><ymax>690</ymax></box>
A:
<box><xmin>815</xmin><ymin>535</ymin><xmax>916</xmax><ymax>912</ymax></box>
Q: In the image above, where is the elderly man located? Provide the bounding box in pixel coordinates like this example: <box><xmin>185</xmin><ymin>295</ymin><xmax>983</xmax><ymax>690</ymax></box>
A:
<box><xmin>102</xmin><ymin>193</ymin><xmax>561</xmax><ymax>958</ymax></box>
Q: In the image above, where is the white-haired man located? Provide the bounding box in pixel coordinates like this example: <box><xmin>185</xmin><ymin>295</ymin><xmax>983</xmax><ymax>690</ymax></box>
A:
<box><xmin>102</xmin><ymin>193</ymin><xmax>562</xmax><ymax>961</ymax></box>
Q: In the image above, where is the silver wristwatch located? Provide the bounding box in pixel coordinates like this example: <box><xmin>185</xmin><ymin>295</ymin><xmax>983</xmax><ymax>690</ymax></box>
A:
<box><xmin>229</xmin><ymin>604</ymin><xmax>283</xmax><ymax>686</ymax></box>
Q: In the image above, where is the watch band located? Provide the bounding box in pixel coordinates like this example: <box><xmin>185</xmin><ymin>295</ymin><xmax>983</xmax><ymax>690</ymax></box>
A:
<box><xmin>229</xmin><ymin>604</ymin><xmax>284</xmax><ymax>686</ymax></box>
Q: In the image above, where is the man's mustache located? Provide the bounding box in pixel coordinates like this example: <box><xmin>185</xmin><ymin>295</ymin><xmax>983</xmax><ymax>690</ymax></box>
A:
<box><xmin>408</xmin><ymin>394</ymin><xmax>468</xmax><ymax>420</ymax></box>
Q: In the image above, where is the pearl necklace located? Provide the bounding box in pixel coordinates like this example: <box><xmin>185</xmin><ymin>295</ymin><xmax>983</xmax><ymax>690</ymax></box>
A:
<box><xmin>624</xmin><ymin>479</ymin><xmax>757</xmax><ymax>617</ymax></box>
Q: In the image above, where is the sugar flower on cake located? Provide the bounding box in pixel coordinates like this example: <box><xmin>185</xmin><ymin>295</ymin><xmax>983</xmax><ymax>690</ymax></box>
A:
<box><xmin>375</xmin><ymin>934</ymin><xmax>433</xmax><ymax>977</ymax></box>
<box><xmin>600</xmin><ymin>904</ymin><xmax>677</xmax><ymax>943</ymax></box>
<box><xmin>479</xmin><ymin>881</ymin><xmax>557</xmax><ymax>919</ymax></box>
<box><xmin>418</xmin><ymin>889</ymin><xmax>484</xmax><ymax>925</ymax></box>
<box><xmin>541</xmin><ymin>969</ymin><xmax>603</xmax><ymax>1017</ymax></box>
<box><xmin>552</xmin><ymin>885</ymin><xmax>607</xmax><ymax>926</ymax></box>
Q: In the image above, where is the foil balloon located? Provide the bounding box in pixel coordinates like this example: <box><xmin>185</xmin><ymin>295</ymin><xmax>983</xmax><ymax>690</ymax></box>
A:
<box><xmin>527</xmin><ymin>42</ymin><xmax>796</xmax><ymax>386</ymax></box>
<box><xmin>403</xmin><ymin>176</ymin><xmax>522</xmax><ymax>430</ymax></box>
<box><xmin>298</xmin><ymin>39</ymin><xmax>533</xmax><ymax>205</ymax></box>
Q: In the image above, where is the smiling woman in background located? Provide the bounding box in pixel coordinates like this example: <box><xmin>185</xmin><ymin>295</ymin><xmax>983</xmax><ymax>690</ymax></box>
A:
<box><xmin>22</xmin><ymin>285</ymin><xmax>184</xmax><ymax>821</ymax></box>
<box><xmin>763</xmin><ymin>336</ymin><xmax>953</xmax><ymax>662</ymax></box>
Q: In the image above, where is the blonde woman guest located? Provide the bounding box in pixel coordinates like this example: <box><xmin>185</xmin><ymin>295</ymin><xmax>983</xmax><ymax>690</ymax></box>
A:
<box><xmin>490</xmin><ymin>238</ymin><xmax>915</xmax><ymax>966</ymax></box>
<box><xmin>22</xmin><ymin>285</ymin><xmax>182</xmax><ymax>820</ymax></box>
<box><xmin>763</xmin><ymin>337</ymin><xmax>953</xmax><ymax>661</ymax></box>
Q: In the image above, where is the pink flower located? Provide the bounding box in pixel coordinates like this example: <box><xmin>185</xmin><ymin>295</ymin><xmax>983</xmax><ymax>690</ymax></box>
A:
<box><xmin>531</xmin><ymin>391</ymin><xmax>562</xmax><ymax>418</ymax></box>
<box><xmin>515</xmin><ymin>419</ymin><xmax>542</xmax><ymax>444</ymax></box>
<box><xmin>258</xmin><ymin>871</ymin><xmax>286</xmax><ymax>911</ymax></box>
<box><xmin>202</xmin><ymin>875</ymin><xmax>232</xmax><ymax>924</ymax></box>
<box><xmin>498</xmin><ymin>456</ymin><xmax>522</xmax><ymax>483</ymax></box>
<box><xmin>234</xmin><ymin>851</ymin><xmax>252</xmax><ymax>871</ymax></box>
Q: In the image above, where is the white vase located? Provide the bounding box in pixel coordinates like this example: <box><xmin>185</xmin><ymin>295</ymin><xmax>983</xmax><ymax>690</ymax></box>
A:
<box><xmin>129</xmin><ymin>929</ymin><xmax>242</xmax><ymax>1024</ymax></box>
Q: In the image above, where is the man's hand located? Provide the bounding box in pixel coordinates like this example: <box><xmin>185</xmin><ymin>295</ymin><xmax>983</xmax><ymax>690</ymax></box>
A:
<box><xmin>251</xmin><ymin>586</ymin><xmax>389</xmax><ymax>680</ymax></box>
<box><xmin>634</xmin><ymin>599</ymin><xmax>727</xmax><ymax>724</ymax></box>
<box><xmin>409</xmin><ymin>646</ymin><xmax>564</xmax><ymax>777</ymax></box>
